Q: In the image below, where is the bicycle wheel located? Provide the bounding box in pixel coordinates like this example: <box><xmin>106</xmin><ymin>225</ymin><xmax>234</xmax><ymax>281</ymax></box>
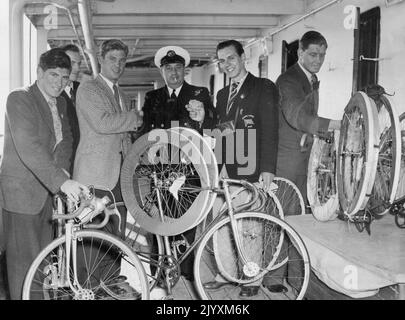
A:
<box><xmin>307</xmin><ymin>132</ymin><xmax>340</xmax><ymax>221</ymax></box>
<box><xmin>199</xmin><ymin>185</ymin><xmax>284</xmax><ymax>257</ymax></box>
<box><xmin>169</xmin><ymin>127</ymin><xmax>218</xmax><ymax>228</ymax></box>
<box><xmin>395</xmin><ymin>112</ymin><xmax>405</xmax><ymax>199</ymax></box>
<box><xmin>337</xmin><ymin>92</ymin><xmax>380</xmax><ymax>217</ymax></box>
<box><xmin>194</xmin><ymin>212</ymin><xmax>310</xmax><ymax>300</ymax></box>
<box><xmin>22</xmin><ymin>230</ymin><xmax>150</xmax><ymax>300</ymax></box>
<box><xmin>366</xmin><ymin>95</ymin><xmax>401</xmax><ymax>215</ymax></box>
<box><xmin>124</xmin><ymin>215</ymin><xmax>165</xmax><ymax>291</ymax></box>
<box><xmin>121</xmin><ymin>129</ymin><xmax>212</xmax><ymax>236</ymax></box>
<box><xmin>272</xmin><ymin>177</ymin><xmax>305</xmax><ymax>215</ymax></box>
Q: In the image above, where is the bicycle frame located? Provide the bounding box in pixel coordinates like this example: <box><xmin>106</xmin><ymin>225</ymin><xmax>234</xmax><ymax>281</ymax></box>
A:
<box><xmin>48</xmin><ymin>193</ymin><xmax>118</xmax><ymax>298</ymax></box>
<box><xmin>144</xmin><ymin>175</ymin><xmax>260</xmax><ymax>294</ymax></box>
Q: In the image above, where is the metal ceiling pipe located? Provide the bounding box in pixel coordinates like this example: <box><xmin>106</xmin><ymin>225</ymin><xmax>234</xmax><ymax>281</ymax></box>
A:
<box><xmin>77</xmin><ymin>0</ymin><xmax>98</xmax><ymax>77</ymax></box>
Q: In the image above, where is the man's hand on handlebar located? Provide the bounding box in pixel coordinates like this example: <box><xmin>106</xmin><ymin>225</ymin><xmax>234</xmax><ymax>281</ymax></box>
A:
<box><xmin>60</xmin><ymin>180</ymin><xmax>90</xmax><ymax>203</ymax></box>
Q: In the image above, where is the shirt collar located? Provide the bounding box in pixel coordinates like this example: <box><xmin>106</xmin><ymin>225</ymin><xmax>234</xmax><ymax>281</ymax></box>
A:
<box><xmin>298</xmin><ymin>61</ymin><xmax>315</xmax><ymax>84</ymax></box>
<box><xmin>167</xmin><ymin>83</ymin><xmax>183</xmax><ymax>97</ymax></box>
<box><xmin>36</xmin><ymin>81</ymin><xmax>56</xmax><ymax>104</ymax></box>
<box><xmin>230</xmin><ymin>72</ymin><xmax>248</xmax><ymax>92</ymax></box>
<box><xmin>99</xmin><ymin>73</ymin><xmax>117</xmax><ymax>92</ymax></box>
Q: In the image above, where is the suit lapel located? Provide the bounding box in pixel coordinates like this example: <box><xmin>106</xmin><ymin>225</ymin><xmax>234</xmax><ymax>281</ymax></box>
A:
<box><xmin>31</xmin><ymin>83</ymin><xmax>55</xmax><ymax>137</ymax></box>
<box><xmin>292</xmin><ymin>63</ymin><xmax>312</xmax><ymax>94</ymax></box>
<box><xmin>95</xmin><ymin>75</ymin><xmax>120</xmax><ymax>113</ymax></box>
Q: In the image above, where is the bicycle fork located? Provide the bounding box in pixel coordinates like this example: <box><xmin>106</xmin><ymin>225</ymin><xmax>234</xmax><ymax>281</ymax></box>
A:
<box><xmin>223</xmin><ymin>180</ymin><xmax>260</xmax><ymax>278</ymax></box>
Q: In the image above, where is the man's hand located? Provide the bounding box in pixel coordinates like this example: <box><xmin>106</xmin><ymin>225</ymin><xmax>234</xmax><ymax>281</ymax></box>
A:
<box><xmin>259</xmin><ymin>172</ymin><xmax>275</xmax><ymax>192</ymax></box>
<box><xmin>186</xmin><ymin>100</ymin><xmax>205</xmax><ymax>122</ymax></box>
<box><xmin>328</xmin><ymin>119</ymin><xmax>341</xmax><ymax>131</ymax></box>
<box><xmin>60</xmin><ymin>180</ymin><xmax>90</xmax><ymax>202</ymax></box>
<box><xmin>134</xmin><ymin>110</ymin><xmax>144</xmax><ymax>129</ymax></box>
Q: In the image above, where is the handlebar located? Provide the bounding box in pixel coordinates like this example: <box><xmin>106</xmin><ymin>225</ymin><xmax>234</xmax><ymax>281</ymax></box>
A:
<box><xmin>53</xmin><ymin>193</ymin><xmax>122</xmax><ymax>231</ymax></box>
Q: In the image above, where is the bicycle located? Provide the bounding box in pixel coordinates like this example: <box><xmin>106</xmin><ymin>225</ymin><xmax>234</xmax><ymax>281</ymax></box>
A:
<box><xmin>120</xmin><ymin>128</ymin><xmax>311</xmax><ymax>300</ymax></box>
<box><xmin>22</xmin><ymin>188</ymin><xmax>150</xmax><ymax>300</ymax></box>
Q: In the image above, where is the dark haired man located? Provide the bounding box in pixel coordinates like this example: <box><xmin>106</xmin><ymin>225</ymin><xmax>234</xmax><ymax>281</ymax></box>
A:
<box><xmin>202</xmin><ymin>39</ymin><xmax>279</xmax><ymax>298</ymax></box>
<box><xmin>0</xmin><ymin>48</ymin><xmax>89</xmax><ymax>299</ymax></box>
<box><xmin>273</xmin><ymin>31</ymin><xmax>340</xmax><ymax>293</ymax></box>
<box><xmin>60</xmin><ymin>44</ymin><xmax>82</xmax><ymax>174</ymax></box>
<box><xmin>276</xmin><ymin>31</ymin><xmax>340</xmax><ymax>209</ymax></box>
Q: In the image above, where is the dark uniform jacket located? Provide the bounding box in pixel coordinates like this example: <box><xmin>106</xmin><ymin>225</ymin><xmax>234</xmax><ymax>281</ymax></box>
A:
<box><xmin>140</xmin><ymin>81</ymin><xmax>216</xmax><ymax>134</ymax></box>
<box><xmin>215</xmin><ymin>72</ymin><xmax>279</xmax><ymax>182</ymax></box>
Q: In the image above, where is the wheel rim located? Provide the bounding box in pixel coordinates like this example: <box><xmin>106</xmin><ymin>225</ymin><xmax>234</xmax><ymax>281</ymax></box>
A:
<box><xmin>307</xmin><ymin>132</ymin><xmax>340</xmax><ymax>221</ymax></box>
<box><xmin>367</xmin><ymin>95</ymin><xmax>401</xmax><ymax>215</ymax></box>
<box><xmin>169</xmin><ymin>127</ymin><xmax>218</xmax><ymax>228</ymax></box>
<box><xmin>121</xmin><ymin>129</ymin><xmax>212</xmax><ymax>236</ymax></box>
<box><xmin>337</xmin><ymin>92</ymin><xmax>380</xmax><ymax>216</ymax></box>
<box><xmin>194</xmin><ymin>213</ymin><xmax>310</xmax><ymax>300</ymax></box>
<box><xmin>271</xmin><ymin>177</ymin><xmax>305</xmax><ymax>215</ymax></box>
<box><xmin>23</xmin><ymin>230</ymin><xmax>149</xmax><ymax>300</ymax></box>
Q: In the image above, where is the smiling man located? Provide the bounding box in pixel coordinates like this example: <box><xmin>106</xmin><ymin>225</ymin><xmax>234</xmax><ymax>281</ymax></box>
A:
<box><xmin>276</xmin><ymin>31</ymin><xmax>340</xmax><ymax>209</ymax></box>
<box><xmin>0</xmin><ymin>48</ymin><xmax>89</xmax><ymax>299</ymax></box>
<box><xmin>74</xmin><ymin>39</ymin><xmax>142</xmax><ymax>238</ymax></box>
<box><xmin>73</xmin><ymin>39</ymin><xmax>143</xmax><ymax>299</ymax></box>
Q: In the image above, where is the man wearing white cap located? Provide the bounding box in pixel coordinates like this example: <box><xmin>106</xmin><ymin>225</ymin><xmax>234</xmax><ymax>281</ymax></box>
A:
<box><xmin>139</xmin><ymin>46</ymin><xmax>216</xmax><ymax>282</ymax></box>
<box><xmin>140</xmin><ymin>45</ymin><xmax>216</xmax><ymax>134</ymax></box>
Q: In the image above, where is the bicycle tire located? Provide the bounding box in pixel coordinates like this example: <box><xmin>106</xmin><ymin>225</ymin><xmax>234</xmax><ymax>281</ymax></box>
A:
<box><xmin>194</xmin><ymin>212</ymin><xmax>310</xmax><ymax>300</ymax></box>
<box><xmin>337</xmin><ymin>92</ymin><xmax>380</xmax><ymax>216</ymax></box>
<box><xmin>22</xmin><ymin>230</ymin><xmax>150</xmax><ymax>300</ymax></box>
<box><xmin>367</xmin><ymin>95</ymin><xmax>401</xmax><ymax>215</ymax></box>
<box><xmin>121</xmin><ymin>129</ymin><xmax>212</xmax><ymax>236</ymax></box>
<box><xmin>307</xmin><ymin>132</ymin><xmax>340</xmax><ymax>221</ymax></box>
<box><xmin>395</xmin><ymin>112</ymin><xmax>405</xmax><ymax>199</ymax></box>
<box><xmin>272</xmin><ymin>177</ymin><xmax>305</xmax><ymax>215</ymax></box>
<box><xmin>169</xmin><ymin>127</ymin><xmax>218</xmax><ymax>228</ymax></box>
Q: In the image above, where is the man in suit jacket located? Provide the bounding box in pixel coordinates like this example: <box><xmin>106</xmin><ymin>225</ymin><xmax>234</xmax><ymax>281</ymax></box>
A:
<box><xmin>74</xmin><ymin>39</ymin><xmax>142</xmax><ymax>237</ymax></box>
<box><xmin>0</xmin><ymin>48</ymin><xmax>89</xmax><ymax>299</ymax></box>
<box><xmin>276</xmin><ymin>31</ymin><xmax>340</xmax><ymax>209</ymax></box>
<box><xmin>73</xmin><ymin>39</ymin><xmax>142</xmax><ymax>296</ymax></box>
<box><xmin>202</xmin><ymin>40</ymin><xmax>279</xmax><ymax>298</ymax></box>
<box><xmin>139</xmin><ymin>46</ymin><xmax>216</xmax><ymax>283</ymax></box>
<box><xmin>60</xmin><ymin>44</ymin><xmax>82</xmax><ymax>174</ymax></box>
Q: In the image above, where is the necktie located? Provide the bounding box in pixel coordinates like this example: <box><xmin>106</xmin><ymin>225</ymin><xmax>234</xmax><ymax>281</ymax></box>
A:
<box><xmin>226</xmin><ymin>81</ymin><xmax>239</xmax><ymax>114</ymax></box>
<box><xmin>48</xmin><ymin>98</ymin><xmax>63</xmax><ymax>149</ymax></box>
<box><xmin>311</xmin><ymin>74</ymin><xmax>319</xmax><ymax>91</ymax></box>
<box><xmin>113</xmin><ymin>84</ymin><xmax>121</xmax><ymax>110</ymax></box>
<box><xmin>171</xmin><ymin>89</ymin><xmax>177</xmax><ymax>100</ymax></box>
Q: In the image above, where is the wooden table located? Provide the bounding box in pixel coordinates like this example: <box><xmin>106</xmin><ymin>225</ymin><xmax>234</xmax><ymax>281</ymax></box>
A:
<box><xmin>285</xmin><ymin>214</ymin><xmax>405</xmax><ymax>299</ymax></box>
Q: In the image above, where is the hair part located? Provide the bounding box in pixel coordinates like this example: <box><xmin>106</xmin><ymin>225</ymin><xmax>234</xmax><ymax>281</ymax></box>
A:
<box><xmin>38</xmin><ymin>48</ymin><xmax>71</xmax><ymax>72</ymax></box>
<box><xmin>299</xmin><ymin>31</ymin><xmax>328</xmax><ymax>51</ymax></box>
<box><xmin>99</xmin><ymin>39</ymin><xmax>129</xmax><ymax>58</ymax></box>
<box><xmin>216</xmin><ymin>40</ymin><xmax>244</xmax><ymax>56</ymax></box>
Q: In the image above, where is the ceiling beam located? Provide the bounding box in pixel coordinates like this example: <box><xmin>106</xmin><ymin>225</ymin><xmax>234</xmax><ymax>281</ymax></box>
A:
<box><xmin>48</xmin><ymin>26</ymin><xmax>260</xmax><ymax>39</ymax></box>
<box><xmin>93</xmin><ymin>0</ymin><xmax>305</xmax><ymax>15</ymax></box>
<box><xmin>91</xmin><ymin>14</ymin><xmax>279</xmax><ymax>28</ymax></box>
<box><xmin>27</xmin><ymin>13</ymin><xmax>279</xmax><ymax>29</ymax></box>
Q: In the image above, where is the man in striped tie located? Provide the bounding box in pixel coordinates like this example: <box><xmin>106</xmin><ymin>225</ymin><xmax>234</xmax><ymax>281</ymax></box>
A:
<box><xmin>202</xmin><ymin>39</ymin><xmax>279</xmax><ymax>298</ymax></box>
